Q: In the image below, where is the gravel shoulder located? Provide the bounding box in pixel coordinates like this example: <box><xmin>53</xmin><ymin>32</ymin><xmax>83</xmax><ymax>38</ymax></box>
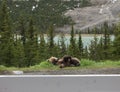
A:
<box><xmin>24</xmin><ymin>67</ymin><xmax>120</xmax><ymax>75</ymax></box>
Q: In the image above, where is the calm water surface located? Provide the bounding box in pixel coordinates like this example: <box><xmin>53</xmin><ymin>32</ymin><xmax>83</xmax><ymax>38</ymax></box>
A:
<box><xmin>42</xmin><ymin>34</ymin><xmax>114</xmax><ymax>47</ymax></box>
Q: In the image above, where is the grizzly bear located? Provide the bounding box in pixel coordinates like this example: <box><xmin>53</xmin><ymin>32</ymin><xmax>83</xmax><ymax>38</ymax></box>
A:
<box><xmin>62</xmin><ymin>55</ymin><xmax>72</xmax><ymax>66</ymax></box>
<box><xmin>47</xmin><ymin>56</ymin><xmax>58</xmax><ymax>65</ymax></box>
<box><xmin>47</xmin><ymin>56</ymin><xmax>81</xmax><ymax>68</ymax></box>
<box><xmin>57</xmin><ymin>58</ymin><xmax>63</xmax><ymax>65</ymax></box>
<box><xmin>70</xmin><ymin>57</ymin><xmax>80</xmax><ymax>66</ymax></box>
<box><xmin>57</xmin><ymin>55</ymin><xmax>72</xmax><ymax>68</ymax></box>
<box><xmin>63</xmin><ymin>55</ymin><xmax>71</xmax><ymax>62</ymax></box>
<box><xmin>57</xmin><ymin>55</ymin><xmax>81</xmax><ymax>68</ymax></box>
<box><xmin>57</xmin><ymin>58</ymin><xmax>65</xmax><ymax>68</ymax></box>
<box><xmin>59</xmin><ymin>64</ymin><xmax>65</xmax><ymax>68</ymax></box>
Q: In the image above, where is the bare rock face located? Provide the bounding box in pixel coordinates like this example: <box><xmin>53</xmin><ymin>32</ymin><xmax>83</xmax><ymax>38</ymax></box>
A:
<box><xmin>90</xmin><ymin>0</ymin><xmax>108</xmax><ymax>5</ymax></box>
<box><xmin>56</xmin><ymin>0</ymin><xmax>120</xmax><ymax>33</ymax></box>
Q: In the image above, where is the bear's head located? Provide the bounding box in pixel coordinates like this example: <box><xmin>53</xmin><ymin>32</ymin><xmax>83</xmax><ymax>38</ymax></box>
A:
<box><xmin>63</xmin><ymin>55</ymin><xmax>72</xmax><ymax>62</ymax></box>
<box><xmin>47</xmin><ymin>56</ymin><xmax>58</xmax><ymax>65</ymax></box>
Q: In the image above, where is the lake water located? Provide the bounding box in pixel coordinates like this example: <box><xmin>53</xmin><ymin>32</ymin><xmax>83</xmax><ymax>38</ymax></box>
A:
<box><xmin>41</xmin><ymin>34</ymin><xmax>115</xmax><ymax>48</ymax></box>
<box><xmin>16</xmin><ymin>34</ymin><xmax>114</xmax><ymax>48</ymax></box>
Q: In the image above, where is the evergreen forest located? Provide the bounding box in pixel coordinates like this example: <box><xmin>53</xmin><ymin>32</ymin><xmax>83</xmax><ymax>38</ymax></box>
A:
<box><xmin>0</xmin><ymin>0</ymin><xmax>120</xmax><ymax>68</ymax></box>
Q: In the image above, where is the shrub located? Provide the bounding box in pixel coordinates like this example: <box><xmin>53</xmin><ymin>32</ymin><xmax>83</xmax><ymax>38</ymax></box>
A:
<box><xmin>81</xmin><ymin>59</ymin><xmax>96</xmax><ymax>66</ymax></box>
<box><xmin>0</xmin><ymin>65</ymin><xmax>6</xmax><ymax>71</ymax></box>
<box><xmin>39</xmin><ymin>61</ymin><xmax>55</xmax><ymax>68</ymax></box>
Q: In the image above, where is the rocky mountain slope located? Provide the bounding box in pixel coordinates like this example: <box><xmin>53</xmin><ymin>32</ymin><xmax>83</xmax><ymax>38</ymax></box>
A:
<box><xmin>56</xmin><ymin>0</ymin><xmax>120</xmax><ymax>33</ymax></box>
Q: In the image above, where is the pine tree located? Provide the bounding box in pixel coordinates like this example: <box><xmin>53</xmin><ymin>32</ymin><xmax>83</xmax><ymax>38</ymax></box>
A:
<box><xmin>83</xmin><ymin>46</ymin><xmax>89</xmax><ymax>59</ymax></box>
<box><xmin>112</xmin><ymin>23</ymin><xmax>120</xmax><ymax>60</ymax></box>
<box><xmin>59</xmin><ymin>33</ymin><xmax>67</xmax><ymax>57</ymax></box>
<box><xmin>89</xmin><ymin>34</ymin><xmax>99</xmax><ymax>61</ymax></box>
<box><xmin>18</xmin><ymin>15</ymin><xmax>26</xmax><ymax>46</ymax></box>
<box><xmin>25</xmin><ymin>18</ymin><xmax>39</xmax><ymax>67</ymax></box>
<box><xmin>46</xmin><ymin>24</ymin><xmax>55</xmax><ymax>57</ymax></box>
<box><xmin>0</xmin><ymin>0</ymin><xmax>15</xmax><ymax>66</ymax></box>
<box><xmin>102</xmin><ymin>22</ymin><xmax>111</xmax><ymax>59</ymax></box>
<box><xmin>12</xmin><ymin>40</ymin><xmax>26</xmax><ymax>67</ymax></box>
<box><xmin>78</xmin><ymin>32</ymin><xmax>83</xmax><ymax>58</ymax></box>
<box><xmin>67</xmin><ymin>25</ymin><xmax>77</xmax><ymax>57</ymax></box>
<box><xmin>47</xmin><ymin>24</ymin><xmax>55</xmax><ymax>48</ymax></box>
<box><xmin>39</xmin><ymin>33</ymin><xmax>47</xmax><ymax>61</ymax></box>
<box><xmin>88</xmin><ymin>27</ymin><xmax>104</xmax><ymax>61</ymax></box>
<box><xmin>97</xmin><ymin>37</ymin><xmax>104</xmax><ymax>60</ymax></box>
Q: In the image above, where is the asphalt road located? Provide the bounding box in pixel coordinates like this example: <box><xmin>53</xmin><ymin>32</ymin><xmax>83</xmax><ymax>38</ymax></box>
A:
<box><xmin>0</xmin><ymin>75</ymin><xmax>120</xmax><ymax>92</ymax></box>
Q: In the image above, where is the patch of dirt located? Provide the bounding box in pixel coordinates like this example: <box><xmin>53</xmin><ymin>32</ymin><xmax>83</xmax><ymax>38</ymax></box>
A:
<box><xmin>23</xmin><ymin>68</ymin><xmax>120</xmax><ymax>75</ymax></box>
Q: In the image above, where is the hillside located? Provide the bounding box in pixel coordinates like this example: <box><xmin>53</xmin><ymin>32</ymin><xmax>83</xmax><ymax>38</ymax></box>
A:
<box><xmin>0</xmin><ymin>0</ymin><xmax>90</xmax><ymax>32</ymax></box>
<box><xmin>1</xmin><ymin>0</ymin><xmax>119</xmax><ymax>33</ymax></box>
<box><xmin>56</xmin><ymin>0</ymin><xmax>120</xmax><ymax>33</ymax></box>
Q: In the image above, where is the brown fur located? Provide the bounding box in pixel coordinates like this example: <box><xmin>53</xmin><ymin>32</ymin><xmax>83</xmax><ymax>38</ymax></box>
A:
<box><xmin>57</xmin><ymin>55</ymin><xmax>72</xmax><ymax>68</ymax></box>
<box><xmin>47</xmin><ymin>56</ymin><xmax>80</xmax><ymax>68</ymax></box>
<box><xmin>70</xmin><ymin>57</ymin><xmax>80</xmax><ymax>66</ymax></box>
<box><xmin>47</xmin><ymin>56</ymin><xmax>58</xmax><ymax>65</ymax></box>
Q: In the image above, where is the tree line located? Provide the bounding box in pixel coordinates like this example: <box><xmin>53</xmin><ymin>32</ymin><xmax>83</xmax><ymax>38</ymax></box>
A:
<box><xmin>0</xmin><ymin>0</ymin><xmax>120</xmax><ymax>68</ymax></box>
<box><xmin>0</xmin><ymin>0</ymin><xmax>91</xmax><ymax>33</ymax></box>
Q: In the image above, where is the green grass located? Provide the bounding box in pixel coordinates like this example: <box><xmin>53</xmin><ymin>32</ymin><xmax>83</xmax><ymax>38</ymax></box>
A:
<box><xmin>80</xmin><ymin>59</ymin><xmax>120</xmax><ymax>69</ymax></box>
<box><xmin>81</xmin><ymin>59</ymin><xmax>96</xmax><ymax>67</ymax></box>
<box><xmin>0</xmin><ymin>60</ymin><xmax>120</xmax><ymax>73</ymax></box>
<box><xmin>94</xmin><ymin>60</ymin><xmax>120</xmax><ymax>68</ymax></box>
<box><xmin>25</xmin><ymin>61</ymin><xmax>59</xmax><ymax>71</ymax></box>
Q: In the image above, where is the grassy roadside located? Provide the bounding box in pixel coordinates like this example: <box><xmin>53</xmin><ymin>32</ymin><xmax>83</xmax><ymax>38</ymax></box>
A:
<box><xmin>0</xmin><ymin>59</ymin><xmax>120</xmax><ymax>73</ymax></box>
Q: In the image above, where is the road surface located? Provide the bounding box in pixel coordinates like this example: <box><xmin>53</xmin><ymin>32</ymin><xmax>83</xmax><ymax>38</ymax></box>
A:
<box><xmin>0</xmin><ymin>75</ymin><xmax>120</xmax><ymax>92</ymax></box>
